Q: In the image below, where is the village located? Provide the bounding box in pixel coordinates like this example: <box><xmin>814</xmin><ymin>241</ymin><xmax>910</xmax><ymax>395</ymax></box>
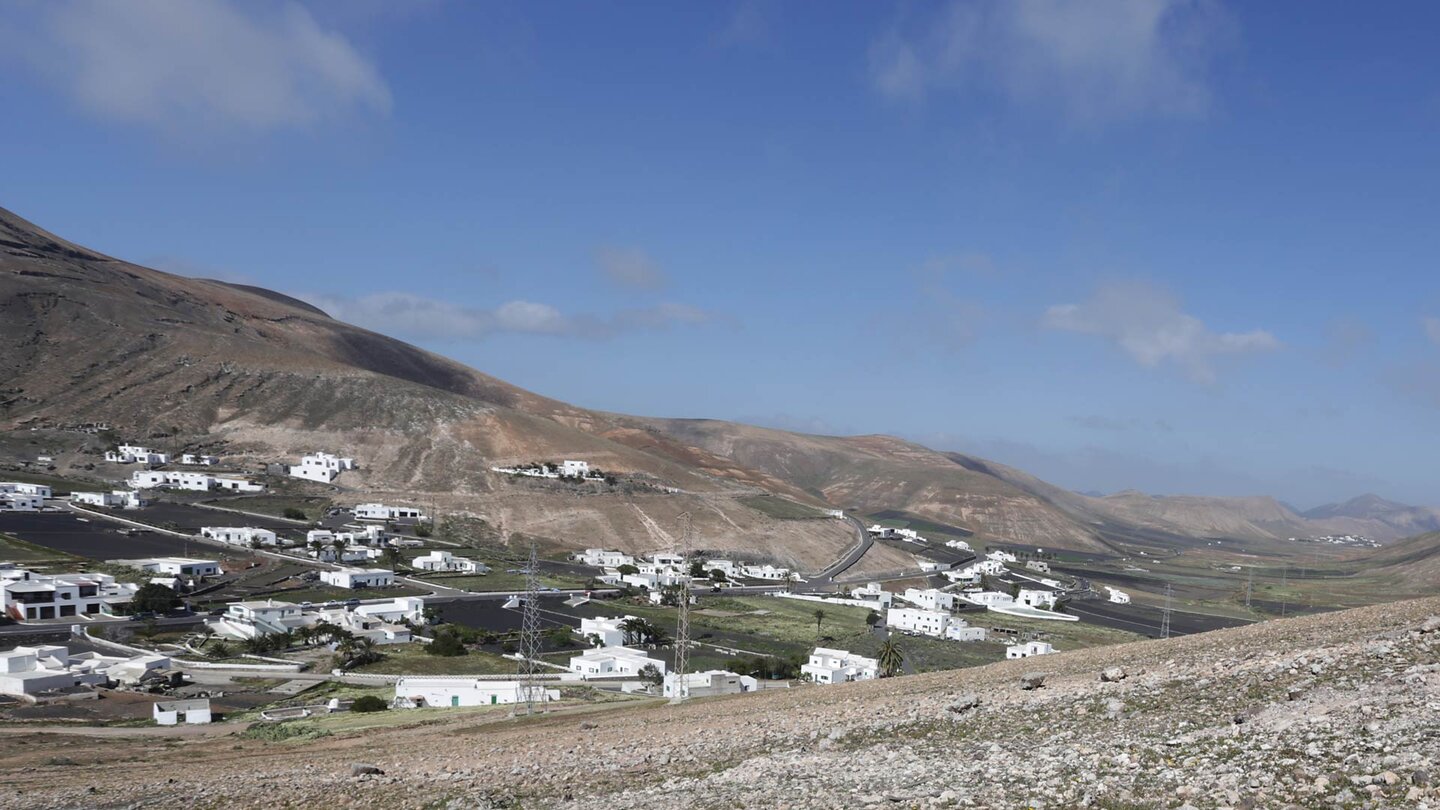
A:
<box><xmin>0</xmin><ymin>441</ymin><xmax>1156</xmax><ymax>737</ymax></box>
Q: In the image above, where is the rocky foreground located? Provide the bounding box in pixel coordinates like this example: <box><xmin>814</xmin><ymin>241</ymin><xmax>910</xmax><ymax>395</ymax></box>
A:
<box><xmin>4</xmin><ymin>597</ymin><xmax>1439</xmax><ymax>809</ymax></box>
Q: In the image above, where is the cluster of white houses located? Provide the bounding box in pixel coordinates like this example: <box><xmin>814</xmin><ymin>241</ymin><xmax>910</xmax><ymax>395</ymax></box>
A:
<box><xmin>105</xmin><ymin>445</ymin><xmax>168</xmax><ymax>465</ymax></box>
<box><xmin>129</xmin><ymin>470</ymin><xmax>264</xmax><ymax>493</ymax></box>
<box><xmin>802</xmin><ymin>647</ymin><xmax>880</xmax><ymax>684</ymax></box>
<box><xmin>206</xmin><ymin>597</ymin><xmax>426</xmax><ymax>644</ymax></box>
<box><xmin>0</xmin><ymin>482</ymin><xmax>50</xmax><ymax>511</ymax></box>
<box><xmin>491</xmin><ymin>460</ymin><xmax>600</xmax><ymax>480</ymax></box>
<box><xmin>574</xmin><ymin>548</ymin><xmax>796</xmax><ymax>588</ymax></box>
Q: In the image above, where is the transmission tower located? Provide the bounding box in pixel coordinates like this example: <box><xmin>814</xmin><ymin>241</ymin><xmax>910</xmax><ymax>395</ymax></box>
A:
<box><xmin>516</xmin><ymin>541</ymin><xmax>543</xmax><ymax>715</ymax></box>
<box><xmin>1244</xmin><ymin>567</ymin><xmax>1253</xmax><ymax>608</ymax></box>
<box><xmin>1159</xmin><ymin>583</ymin><xmax>1173</xmax><ymax>640</ymax></box>
<box><xmin>671</xmin><ymin>512</ymin><xmax>693</xmax><ymax>704</ymax></box>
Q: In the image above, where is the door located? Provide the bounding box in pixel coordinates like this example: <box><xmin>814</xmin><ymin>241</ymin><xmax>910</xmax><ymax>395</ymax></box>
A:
<box><xmin>490</xmin><ymin>695</ymin><xmax>497</xmax><ymax>704</ymax></box>
<box><xmin>451</xmin><ymin>696</ymin><xmax>460</xmax><ymax>707</ymax></box>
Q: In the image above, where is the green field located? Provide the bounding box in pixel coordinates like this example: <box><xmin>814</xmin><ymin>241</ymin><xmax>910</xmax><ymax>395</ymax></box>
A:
<box><xmin>351</xmin><ymin>643</ymin><xmax>521</xmax><ymax>676</ymax></box>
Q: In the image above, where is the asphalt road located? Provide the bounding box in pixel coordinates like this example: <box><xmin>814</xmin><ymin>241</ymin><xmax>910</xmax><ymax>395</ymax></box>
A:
<box><xmin>807</xmin><ymin>515</ymin><xmax>874</xmax><ymax>584</ymax></box>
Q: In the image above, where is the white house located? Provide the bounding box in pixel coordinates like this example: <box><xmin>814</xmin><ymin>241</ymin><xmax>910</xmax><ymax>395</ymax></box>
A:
<box><xmin>887</xmin><ymin>607</ymin><xmax>952</xmax><ymax>638</ymax></box>
<box><xmin>1</xmin><ymin>569</ymin><xmax>137</xmax><ymax>620</ymax></box>
<box><xmin>153</xmin><ymin>698</ymin><xmax>212</xmax><ymax>725</ymax></box>
<box><xmin>353</xmin><ymin>596</ymin><xmax>427</xmax><ymax>626</ymax></box>
<box><xmin>0</xmin><ymin>493</ymin><xmax>43</xmax><ymax>511</ymax></box>
<box><xmin>393</xmin><ymin>678</ymin><xmax>557</xmax><ymax>708</ymax></box>
<box><xmin>201</xmin><ymin>526</ymin><xmax>280</xmax><ymax>547</ymax></box>
<box><xmin>739</xmin><ymin>563</ymin><xmax>793</xmax><ymax>581</ymax></box>
<box><xmin>210</xmin><ymin>476</ymin><xmax>265</xmax><ymax>492</ymax></box>
<box><xmin>574</xmin><ymin>548</ymin><xmax>634</xmax><ymax>568</ymax></box>
<box><xmin>944</xmin><ymin>622</ymin><xmax>988</xmax><ymax>642</ymax></box>
<box><xmin>1106</xmin><ymin>586</ymin><xmax>1131</xmax><ymax>604</ymax></box>
<box><xmin>129</xmin><ymin>471</ymin><xmax>262</xmax><ymax>492</ymax></box>
<box><xmin>117</xmin><ymin>557</ymin><xmax>223</xmax><ymax>579</ymax></box>
<box><xmin>1</xmin><ymin>482</ymin><xmax>51</xmax><ymax>498</ymax></box>
<box><xmin>561</xmin><ymin>459</ymin><xmax>590</xmax><ymax>477</ymax></box>
<box><xmin>106</xmin><ymin>445</ymin><xmax>168</xmax><ymax>464</ymax></box>
<box><xmin>320</xmin><ymin>567</ymin><xmax>394</xmax><ymax>589</ymax></box>
<box><xmin>1006</xmin><ymin>640</ymin><xmax>1056</xmax><ymax>659</ymax></box>
<box><xmin>207</xmin><ymin>600</ymin><xmax>311</xmax><ymax>639</ymax></box>
<box><xmin>355</xmin><ymin>503</ymin><xmax>425</xmax><ymax>522</ymax></box>
<box><xmin>0</xmin><ymin>644</ymin><xmax>171</xmax><ymax>698</ymax></box>
<box><xmin>412</xmin><ymin>550</ymin><xmax>487</xmax><ymax>574</ymax></box>
<box><xmin>312</xmin><ymin>545</ymin><xmax>379</xmax><ymax>564</ymax></box>
<box><xmin>944</xmin><ymin>539</ymin><xmax>973</xmax><ymax>551</ymax></box>
<box><xmin>802</xmin><ymin>647</ymin><xmax>879</xmax><ymax>684</ymax></box>
<box><xmin>1025</xmin><ymin>560</ymin><xmax>1051</xmax><ymax>574</ymax></box>
<box><xmin>663</xmin><ymin>670</ymin><xmax>758</xmax><ymax>699</ymax></box>
<box><xmin>208</xmin><ymin>597</ymin><xmax>424</xmax><ymax>643</ymax></box>
<box><xmin>578</xmin><ymin>615</ymin><xmax>635</xmax><ymax>647</ymax></box>
<box><xmin>289</xmin><ymin>452</ymin><xmax>356</xmax><ymax>483</ymax></box>
<box><xmin>72</xmin><ymin>490</ymin><xmax>145</xmax><ymax>509</ymax></box>
<box><xmin>900</xmin><ymin>588</ymin><xmax>958</xmax><ymax>612</ymax></box>
<box><xmin>961</xmin><ymin>590</ymin><xmax>1015</xmax><ymax>607</ymax></box>
<box><xmin>180</xmin><ymin>454</ymin><xmax>219</xmax><ymax>466</ymax></box>
<box><xmin>987</xmin><ymin>550</ymin><xmax>1018</xmax><ymax>563</ymax></box>
<box><xmin>568</xmin><ymin>646</ymin><xmax>666</xmax><ymax>677</ymax></box>
<box><xmin>1016</xmin><ymin>589</ymin><xmax>1058</xmax><ymax>609</ymax></box>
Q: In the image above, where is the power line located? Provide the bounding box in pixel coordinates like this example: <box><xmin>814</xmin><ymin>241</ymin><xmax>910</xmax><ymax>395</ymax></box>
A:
<box><xmin>671</xmin><ymin>511</ymin><xmax>693</xmax><ymax>704</ymax></box>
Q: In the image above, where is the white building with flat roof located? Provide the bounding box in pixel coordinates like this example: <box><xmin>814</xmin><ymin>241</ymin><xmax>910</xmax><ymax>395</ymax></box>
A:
<box><xmin>568</xmin><ymin>646</ymin><xmax>666</xmax><ymax>678</ymax></box>
<box><xmin>663</xmin><ymin>670</ymin><xmax>758</xmax><ymax>699</ymax></box>
<box><xmin>574</xmin><ymin>548</ymin><xmax>635</xmax><ymax>568</ymax></box>
<box><xmin>1106</xmin><ymin>587</ymin><xmax>1130</xmax><ymax>604</ymax></box>
<box><xmin>393</xmin><ymin>678</ymin><xmax>557</xmax><ymax>708</ymax></box>
<box><xmin>944</xmin><ymin>622</ymin><xmax>987</xmax><ymax>641</ymax></box>
<box><xmin>740</xmin><ymin>563</ymin><xmax>793</xmax><ymax>581</ymax></box>
<box><xmin>900</xmin><ymin>588</ymin><xmax>958</xmax><ymax>612</ymax></box>
<box><xmin>887</xmin><ymin>607</ymin><xmax>952</xmax><ymax>638</ymax></box>
<box><xmin>578</xmin><ymin>615</ymin><xmax>637</xmax><ymax>648</ymax></box>
<box><xmin>1006</xmin><ymin>640</ymin><xmax>1055</xmax><ymax>659</ymax></box>
<box><xmin>0</xmin><ymin>569</ymin><xmax>137</xmax><ymax>621</ymax></box>
<box><xmin>355</xmin><ymin>503</ymin><xmax>425</xmax><ymax>521</ymax></box>
<box><xmin>1</xmin><ymin>482</ymin><xmax>51</xmax><ymax>498</ymax></box>
<box><xmin>412</xmin><ymin>550</ymin><xmax>487</xmax><ymax>574</ymax></box>
<box><xmin>130</xmin><ymin>471</ymin><xmax>263</xmax><ymax>492</ymax></box>
<box><xmin>154</xmin><ymin>698</ymin><xmax>212</xmax><ymax>725</ymax></box>
<box><xmin>1017</xmin><ymin>589</ymin><xmax>1058</xmax><ymax>609</ymax></box>
<box><xmin>289</xmin><ymin>452</ymin><xmax>356</xmax><ymax>483</ymax></box>
<box><xmin>201</xmin><ymin>526</ymin><xmax>280</xmax><ymax>547</ymax></box>
<box><xmin>72</xmin><ymin>490</ymin><xmax>146</xmax><ymax>509</ymax></box>
<box><xmin>180</xmin><ymin>454</ymin><xmax>219</xmax><ymax>466</ymax></box>
<box><xmin>561</xmin><ymin>459</ymin><xmax>590</xmax><ymax>477</ymax></box>
<box><xmin>320</xmin><ymin>567</ymin><xmax>394</xmax><ymax>589</ymax></box>
<box><xmin>106</xmin><ymin>445</ymin><xmax>168</xmax><ymax>465</ymax></box>
<box><xmin>116</xmin><ymin>558</ymin><xmax>222</xmax><ymax>579</ymax></box>
<box><xmin>802</xmin><ymin>647</ymin><xmax>879</xmax><ymax>684</ymax></box>
<box><xmin>0</xmin><ymin>493</ymin><xmax>43</xmax><ymax>511</ymax></box>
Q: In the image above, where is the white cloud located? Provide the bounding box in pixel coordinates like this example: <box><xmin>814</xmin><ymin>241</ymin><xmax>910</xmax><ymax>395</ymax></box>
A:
<box><xmin>1424</xmin><ymin>316</ymin><xmax>1440</xmax><ymax>346</ymax></box>
<box><xmin>593</xmin><ymin>246</ymin><xmax>668</xmax><ymax>290</ymax></box>
<box><xmin>868</xmin><ymin>0</ymin><xmax>1227</xmax><ymax>126</ymax></box>
<box><xmin>304</xmin><ymin>291</ymin><xmax>710</xmax><ymax>341</ymax></box>
<box><xmin>2</xmin><ymin>0</ymin><xmax>390</xmax><ymax>136</ymax></box>
<box><xmin>1042</xmin><ymin>281</ymin><xmax>1278</xmax><ymax>383</ymax></box>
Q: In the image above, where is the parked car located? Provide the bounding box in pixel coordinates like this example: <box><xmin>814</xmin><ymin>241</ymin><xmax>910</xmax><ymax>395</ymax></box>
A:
<box><xmin>299</xmin><ymin>601</ymin><xmax>313</xmax><ymax>609</ymax></box>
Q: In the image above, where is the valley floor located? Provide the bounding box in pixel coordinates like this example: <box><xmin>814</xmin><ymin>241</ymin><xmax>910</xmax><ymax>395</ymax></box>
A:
<box><xmin>1</xmin><ymin>598</ymin><xmax>1436</xmax><ymax>808</ymax></box>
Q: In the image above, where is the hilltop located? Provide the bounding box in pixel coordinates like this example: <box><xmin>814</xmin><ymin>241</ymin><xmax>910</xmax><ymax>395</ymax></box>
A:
<box><xmin>4</xmin><ymin>596</ymin><xmax>1437</xmax><ymax>808</ymax></box>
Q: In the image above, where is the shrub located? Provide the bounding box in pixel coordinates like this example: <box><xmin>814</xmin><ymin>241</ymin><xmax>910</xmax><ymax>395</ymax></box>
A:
<box><xmin>282</xmin><ymin>507</ymin><xmax>307</xmax><ymax>520</ymax></box>
<box><xmin>425</xmin><ymin>631</ymin><xmax>468</xmax><ymax>657</ymax></box>
<box><xmin>350</xmin><ymin>695</ymin><xmax>388</xmax><ymax>713</ymax></box>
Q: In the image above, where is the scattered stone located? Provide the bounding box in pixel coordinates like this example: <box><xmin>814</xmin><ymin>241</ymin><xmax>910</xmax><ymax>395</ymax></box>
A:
<box><xmin>1100</xmin><ymin>667</ymin><xmax>1127</xmax><ymax>683</ymax></box>
<box><xmin>1020</xmin><ymin>672</ymin><xmax>1047</xmax><ymax>691</ymax></box>
<box><xmin>946</xmin><ymin>694</ymin><xmax>981</xmax><ymax>715</ymax></box>
<box><xmin>351</xmin><ymin>764</ymin><xmax>384</xmax><ymax>777</ymax></box>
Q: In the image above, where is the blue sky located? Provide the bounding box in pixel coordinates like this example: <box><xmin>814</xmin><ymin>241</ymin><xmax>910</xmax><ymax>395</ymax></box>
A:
<box><xmin>3</xmin><ymin>0</ymin><xmax>1440</xmax><ymax>508</ymax></box>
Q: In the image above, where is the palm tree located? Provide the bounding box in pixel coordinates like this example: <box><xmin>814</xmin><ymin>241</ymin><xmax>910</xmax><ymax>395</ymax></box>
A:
<box><xmin>209</xmin><ymin>640</ymin><xmax>232</xmax><ymax>659</ymax></box>
<box><xmin>620</xmin><ymin>617</ymin><xmax>646</xmax><ymax>646</ymax></box>
<box><xmin>877</xmin><ymin>639</ymin><xmax>904</xmax><ymax>678</ymax></box>
<box><xmin>813</xmin><ymin>609</ymin><xmax>825</xmax><ymax>634</ymax></box>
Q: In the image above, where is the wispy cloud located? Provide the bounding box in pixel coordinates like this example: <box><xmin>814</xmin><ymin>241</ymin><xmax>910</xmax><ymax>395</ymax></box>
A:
<box><xmin>1</xmin><ymin>0</ymin><xmax>390</xmax><ymax>137</ymax></box>
<box><xmin>1424</xmin><ymin>316</ymin><xmax>1440</xmax><ymax>346</ymax></box>
<box><xmin>1042</xmin><ymin>281</ymin><xmax>1278</xmax><ymax>383</ymax></box>
<box><xmin>593</xmin><ymin>246</ymin><xmax>668</xmax><ymax>290</ymax></box>
<box><xmin>868</xmin><ymin>0</ymin><xmax>1228</xmax><ymax>127</ymax></box>
<box><xmin>714</xmin><ymin>0</ymin><xmax>773</xmax><ymax>49</ymax></box>
<box><xmin>303</xmin><ymin>291</ymin><xmax>710</xmax><ymax>341</ymax></box>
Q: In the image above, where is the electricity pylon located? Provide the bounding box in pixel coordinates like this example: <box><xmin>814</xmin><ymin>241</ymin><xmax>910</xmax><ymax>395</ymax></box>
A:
<box><xmin>671</xmin><ymin>512</ymin><xmax>693</xmax><ymax>704</ymax></box>
<box><xmin>1160</xmin><ymin>583</ymin><xmax>1173</xmax><ymax>640</ymax></box>
<box><xmin>516</xmin><ymin>541</ymin><xmax>542</xmax><ymax>715</ymax></box>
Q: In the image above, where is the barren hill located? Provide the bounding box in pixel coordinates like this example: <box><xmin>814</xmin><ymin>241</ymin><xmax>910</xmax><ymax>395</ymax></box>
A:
<box><xmin>1</xmin><ymin>203</ymin><xmax>1431</xmax><ymax>559</ymax></box>
<box><xmin>6</xmin><ymin>597</ymin><xmax>1437</xmax><ymax>808</ymax></box>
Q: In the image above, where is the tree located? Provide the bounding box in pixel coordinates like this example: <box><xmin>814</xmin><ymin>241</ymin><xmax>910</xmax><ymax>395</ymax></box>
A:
<box><xmin>209</xmin><ymin>640</ymin><xmax>232</xmax><ymax>659</ymax></box>
<box><xmin>308</xmin><ymin>539</ymin><xmax>325</xmax><ymax>557</ymax></box>
<box><xmin>865</xmin><ymin>611</ymin><xmax>881</xmax><ymax>627</ymax></box>
<box><xmin>283</xmin><ymin>507</ymin><xmax>307</xmax><ymax>520</ymax></box>
<box><xmin>383</xmin><ymin>547</ymin><xmax>403</xmax><ymax>570</ymax></box>
<box><xmin>813</xmin><ymin>609</ymin><xmax>825</xmax><ymax>634</ymax></box>
<box><xmin>616</xmin><ymin>564</ymin><xmax>639</xmax><ymax>577</ymax></box>
<box><xmin>688</xmin><ymin>560</ymin><xmax>706</xmax><ymax>578</ymax></box>
<box><xmin>130</xmin><ymin>583</ymin><xmax>179</xmax><ymax>614</ymax></box>
<box><xmin>544</xmin><ymin>625</ymin><xmax>574</xmax><ymax>648</ymax></box>
<box><xmin>637</xmin><ymin>663</ymin><xmax>663</xmax><ymax>687</ymax></box>
<box><xmin>351</xmin><ymin>695</ymin><xmax>388</xmax><ymax>713</ymax></box>
<box><xmin>425</xmin><ymin>630</ymin><xmax>468</xmax><ymax>657</ymax></box>
<box><xmin>659</xmin><ymin>584</ymin><xmax>687</xmax><ymax>607</ymax></box>
<box><xmin>877</xmin><ymin>639</ymin><xmax>904</xmax><ymax>678</ymax></box>
<box><xmin>709</xmin><ymin>568</ymin><xmax>727</xmax><ymax>583</ymax></box>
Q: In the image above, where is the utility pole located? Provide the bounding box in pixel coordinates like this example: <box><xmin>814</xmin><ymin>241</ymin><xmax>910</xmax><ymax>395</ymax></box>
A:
<box><xmin>1160</xmin><ymin>584</ymin><xmax>1173</xmax><ymax>640</ymax></box>
<box><xmin>516</xmin><ymin>541</ymin><xmax>542</xmax><ymax>715</ymax></box>
<box><xmin>671</xmin><ymin>511</ymin><xmax>693</xmax><ymax>704</ymax></box>
<box><xmin>1280</xmin><ymin>564</ymin><xmax>1288</xmax><ymax>618</ymax></box>
<box><xmin>1244</xmin><ymin>567</ymin><xmax>1253</xmax><ymax>609</ymax></box>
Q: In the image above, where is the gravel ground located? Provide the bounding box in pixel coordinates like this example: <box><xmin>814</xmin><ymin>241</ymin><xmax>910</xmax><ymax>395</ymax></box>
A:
<box><xmin>3</xmin><ymin>596</ymin><xmax>1438</xmax><ymax>809</ymax></box>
